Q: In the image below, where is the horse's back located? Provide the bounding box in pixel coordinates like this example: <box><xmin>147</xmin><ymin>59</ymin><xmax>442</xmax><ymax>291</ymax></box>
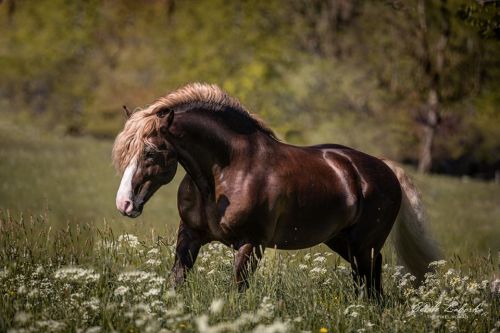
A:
<box><xmin>310</xmin><ymin>144</ymin><xmax>400</xmax><ymax>195</ymax></box>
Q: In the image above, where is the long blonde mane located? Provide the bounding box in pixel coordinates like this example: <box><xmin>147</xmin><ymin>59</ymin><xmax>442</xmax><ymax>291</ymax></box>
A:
<box><xmin>112</xmin><ymin>83</ymin><xmax>276</xmax><ymax>173</ymax></box>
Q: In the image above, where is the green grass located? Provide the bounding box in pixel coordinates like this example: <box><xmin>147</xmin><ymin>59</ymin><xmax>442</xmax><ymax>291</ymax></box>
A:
<box><xmin>0</xmin><ymin>118</ymin><xmax>499</xmax><ymax>332</ymax></box>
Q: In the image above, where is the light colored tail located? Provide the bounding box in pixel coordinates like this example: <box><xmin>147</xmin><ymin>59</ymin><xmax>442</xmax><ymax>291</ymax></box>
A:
<box><xmin>383</xmin><ymin>159</ymin><xmax>442</xmax><ymax>282</ymax></box>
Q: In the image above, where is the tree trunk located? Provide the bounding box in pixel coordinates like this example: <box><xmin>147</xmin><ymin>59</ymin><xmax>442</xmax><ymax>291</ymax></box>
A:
<box><xmin>418</xmin><ymin>90</ymin><xmax>439</xmax><ymax>173</ymax></box>
<box><xmin>418</xmin><ymin>125</ymin><xmax>434</xmax><ymax>173</ymax></box>
<box><xmin>415</xmin><ymin>0</ymin><xmax>449</xmax><ymax>174</ymax></box>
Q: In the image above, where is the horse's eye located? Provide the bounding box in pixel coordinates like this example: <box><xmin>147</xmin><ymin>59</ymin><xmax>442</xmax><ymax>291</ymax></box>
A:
<box><xmin>145</xmin><ymin>151</ymin><xmax>156</xmax><ymax>159</ymax></box>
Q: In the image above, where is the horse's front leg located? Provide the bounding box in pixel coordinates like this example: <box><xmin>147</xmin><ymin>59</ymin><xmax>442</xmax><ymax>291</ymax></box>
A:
<box><xmin>170</xmin><ymin>221</ymin><xmax>203</xmax><ymax>288</ymax></box>
<box><xmin>234</xmin><ymin>243</ymin><xmax>264</xmax><ymax>292</ymax></box>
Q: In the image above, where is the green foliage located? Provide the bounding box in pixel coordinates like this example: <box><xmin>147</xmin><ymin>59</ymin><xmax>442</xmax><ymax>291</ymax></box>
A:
<box><xmin>0</xmin><ymin>0</ymin><xmax>499</xmax><ymax>168</ymax></box>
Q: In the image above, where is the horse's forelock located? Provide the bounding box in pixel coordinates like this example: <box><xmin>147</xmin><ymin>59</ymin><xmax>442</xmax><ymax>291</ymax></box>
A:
<box><xmin>112</xmin><ymin>108</ymin><xmax>160</xmax><ymax>174</ymax></box>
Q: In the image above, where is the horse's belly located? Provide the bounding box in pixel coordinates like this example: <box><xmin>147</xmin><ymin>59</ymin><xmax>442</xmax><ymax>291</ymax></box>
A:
<box><xmin>268</xmin><ymin>207</ymin><xmax>353</xmax><ymax>250</ymax></box>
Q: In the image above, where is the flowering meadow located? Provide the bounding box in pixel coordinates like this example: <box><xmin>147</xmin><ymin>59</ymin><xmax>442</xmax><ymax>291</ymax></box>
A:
<box><xmin>0</xmin><ymin>213</ymin><xmax>498</xmax><ymax>333</ymax></box>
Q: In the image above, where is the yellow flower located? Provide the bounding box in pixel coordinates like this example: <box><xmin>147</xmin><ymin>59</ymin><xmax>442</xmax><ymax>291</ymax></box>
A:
<box><xmin>319</xmin><ymin>328</ymin><xmax>328</xmax><ymax>333</ymax></box>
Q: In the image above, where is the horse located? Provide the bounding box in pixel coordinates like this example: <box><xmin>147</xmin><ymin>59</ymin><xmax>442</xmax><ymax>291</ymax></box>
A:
<box><xmin>112</xmin><ymin>83</ymin><xmax>441</xmax><ymax>297</ymax></box>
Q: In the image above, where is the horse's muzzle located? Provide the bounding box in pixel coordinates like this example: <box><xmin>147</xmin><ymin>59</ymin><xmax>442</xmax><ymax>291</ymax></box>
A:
<box><xmin>117</xmin><ymin>198</ymin><xmax>143</xmax><ymax>218</ymax></box>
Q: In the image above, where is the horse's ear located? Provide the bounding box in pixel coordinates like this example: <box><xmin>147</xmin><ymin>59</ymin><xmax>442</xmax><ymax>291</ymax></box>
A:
<box><xmin>122</xmin><ymin>105</ymin><xmax>132</xmax><ymax>119</ymax></box>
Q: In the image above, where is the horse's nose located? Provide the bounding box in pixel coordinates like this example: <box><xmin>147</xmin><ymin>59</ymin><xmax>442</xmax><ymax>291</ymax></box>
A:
<box><xmin>117</xmin><ymin>198</ymin><xmax>134</xmax><ymax>215</ymax></box>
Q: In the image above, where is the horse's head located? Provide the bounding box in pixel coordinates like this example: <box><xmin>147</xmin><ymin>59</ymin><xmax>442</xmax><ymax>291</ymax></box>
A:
<box><xmin>114</xmin><ymin>110</ymin><xmax>178</xmax><ymax>218</ymax></box>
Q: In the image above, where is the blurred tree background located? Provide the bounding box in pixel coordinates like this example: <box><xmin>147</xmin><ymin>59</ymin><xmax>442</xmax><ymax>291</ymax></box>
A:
<box><xmin>0</xmin><ymin>0</ymin><xmax>499</xmax><ymax>177</ymax></box>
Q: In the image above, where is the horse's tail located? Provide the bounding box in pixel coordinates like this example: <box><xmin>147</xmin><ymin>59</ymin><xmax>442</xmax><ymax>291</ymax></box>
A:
<box><xmin>383</xmin><ymin>159</ymin><xmax>442</xmax><ymax>282</ymax></box>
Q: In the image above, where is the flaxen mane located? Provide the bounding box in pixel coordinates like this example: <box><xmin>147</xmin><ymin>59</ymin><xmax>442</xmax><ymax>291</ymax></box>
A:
<box><xmin>112</xmin><ymin>83</ymin><xmax>276</xmax><ymax>174</ymax></box>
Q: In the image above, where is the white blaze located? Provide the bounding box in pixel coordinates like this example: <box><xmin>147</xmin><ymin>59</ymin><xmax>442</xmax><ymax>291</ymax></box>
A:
<box><xmin>116</xmin><ymin>158</ymin><xmax>137</xmax><ymax>213</ymax></box>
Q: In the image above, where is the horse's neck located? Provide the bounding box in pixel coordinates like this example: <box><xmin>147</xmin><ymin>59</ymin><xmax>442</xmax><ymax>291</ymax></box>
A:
<box><xmin>175</xmin><ymin>137</ymin><xmax>230</xmax><ymax>198</ymax></box>
<box><xmin>176</xmin><ymin>130</ymin><xmax>274</xmax><ymax>197</ymax></box>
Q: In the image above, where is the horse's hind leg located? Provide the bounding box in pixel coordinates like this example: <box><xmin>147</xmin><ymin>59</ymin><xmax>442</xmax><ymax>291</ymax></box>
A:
<box><xmin>353</xmin><ymin>249</ymin><xmax>383</xmax><ymax>298</ymax></box>
<box><xmin>234</xmin><ymin>243</ymin><xmax>264</xmax><ymax>292</ymax></box>
<box><xmin>325</xmin><ymin>235</ymin><xmax>383</xmax><ymax>299</ymax></box>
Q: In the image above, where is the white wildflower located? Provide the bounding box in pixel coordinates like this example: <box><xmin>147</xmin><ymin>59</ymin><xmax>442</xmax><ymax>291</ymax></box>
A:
<box><xmin>34</xmin><ymin>265</ymin><xmax>44</xmax><ymax>276</ymax></box>
<box><xmin>144</xmin><ymin>288</ymin><xmax>161</xmax><ymax>297</ymax></box>
<box><xmin>252</xmin><ymin>319</ymin><xmax>289</xmax><ymax>333</ymax></box>
<box><xmin>490</xmin><ymin>278</ymin><xmax>500</xmax><ymax>295</ymax></box>
<box><xmin>114</xmin><ymin>286</ymin><xmax>129</xmax><ymax>296</ymax></box>
<box><xmin>83</xmin><ymin>297</ymin><xmax>100</xmax><ymax>311</ymax></box>
<box><xmin>429</xmin><ymin>260</ymin><xmax>447</xmax><ymax>268</ymax></box>
<box><xmin>257</xmin><ymin>297</ymin><xmax>275</xmax><ymax>319</ymax></box>
<box><xmin>14</xmin><ymin>311</ymin><xmax>32</xmax><ymax>324</ymax></box>
<box><xmin>467</xmin><ymin>282</ymin><xmax>479</xmax><ymax>295</ymax></box>
<box><xmin>35</xmin><ymin>320</ymin><xmax>66</xmax><ymax>332</ymax></box>
<box><xmin>117</xmin><ymin>234</ymin><xmax>140</xmax><ymax>248</ymax></box>
<box><xmin>147</xmin><ymin>248</ymin><xmax>160</xmax><ymax>256</ymax></box>
<box><xmin>145</xmin><ymin>259</ymin><xmax>161</xmax><ymax>266</ymax></box>
<box><xmin>54</xmin><ymin>267</ymin><xmax>100</xmax><ymax>283</ymax></box>
<box><xmin>444</xmin><ymin>269</ymin><xmax>456</xmax><ymax>277</ymax></box>
<box><xmin>344</xmin><ymin>304</ymin><xmax>364</xmax><ymax>318</ymax></box>
<box><xmin>118</xmin><ymin>270</ymin><xmax>158</xmax><ymax>284</ymax></box>
<box><xmin>17</xmin><ymin>285</ymin><xmax>27</xmax><ymax>295</ymax></box>
<box><xmin>337</xmin><ymin>264</ymin><xmax>350</xmax><ymax>274</ymax></box>
<box><xmin>310</xmin><ymin>267</ymin><xmax>327</xmax><ymax>276</ymax></box>
<box><xmin>298</xmin><ymin>264</ymin><xmax>308</xmax><ymax>271</ymax></box>
<box><xmin>313</xmin><ymin>256</ymin><xmax>327</xmax><ymax>264</ymax></box>
<box><xmin>27</xmin><ymin>288</ymin><xmax>39</xmax><ymax>298</ymax></box>
<box><xmin>0</xmin><ymin>267</ymin><xmax>9</xmax><ymax>278</ymax></box>
<box><xmin>210</xmin><ymin>298</ymin><xmax>224</xmax><ymax>314</ymax></box>
<box><xmin>85</xmin><ymin>326</ymin><xmax>102</xmax><ymax>333</ymax></box>
<box><xmin>135</xmin><ymin>319</ymin><xmax>146</xmax><ymax>327</ymax></box>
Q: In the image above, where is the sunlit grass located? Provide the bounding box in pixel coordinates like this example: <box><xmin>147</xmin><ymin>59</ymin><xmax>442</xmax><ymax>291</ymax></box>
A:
<box><xmin>0</xmin><ymin>215</ymin><xmax>498</xmax><ymax>333</ymax></box>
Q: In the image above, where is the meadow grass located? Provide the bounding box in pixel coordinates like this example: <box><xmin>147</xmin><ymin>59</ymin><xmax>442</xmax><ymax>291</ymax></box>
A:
<box><xmin>0</xmin><ymin>118</ymin><xmax>499</xmax><ymax>332</ymax></box>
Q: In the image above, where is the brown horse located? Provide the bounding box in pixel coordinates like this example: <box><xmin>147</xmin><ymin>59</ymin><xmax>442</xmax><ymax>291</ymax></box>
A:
<box><xmin>112</xmin><ymin>83</ymin><xmax>440</xmax><ymax>297</ymax></box>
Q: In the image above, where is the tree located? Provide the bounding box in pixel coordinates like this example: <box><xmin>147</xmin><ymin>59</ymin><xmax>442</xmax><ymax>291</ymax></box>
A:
<box><xmin>371</xmin><ymin>0</ymin><xmax>492</xmax><ymax>173</ymax></box>
<box><xmin>414</xmin><ymin>0</ymin><xmax>450</xmax><ymax>173</ymax></box>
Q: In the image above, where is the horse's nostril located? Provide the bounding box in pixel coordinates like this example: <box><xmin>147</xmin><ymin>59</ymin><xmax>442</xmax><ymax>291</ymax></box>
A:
<box><xmin>123</xmin><ymin>200</ymin><xmax>133</xmax><ymax>214</ymax></box>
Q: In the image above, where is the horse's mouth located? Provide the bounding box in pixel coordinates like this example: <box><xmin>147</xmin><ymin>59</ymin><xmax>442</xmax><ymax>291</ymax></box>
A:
<box><xmin>124</xmin><ymin>210</ymin><xmax>142</xmax><ymax>218</ymax></box>
<box><xmin>121</xmin><ymin>204</ymin><xmax>143</xmax><ymax>218</ymax></box>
